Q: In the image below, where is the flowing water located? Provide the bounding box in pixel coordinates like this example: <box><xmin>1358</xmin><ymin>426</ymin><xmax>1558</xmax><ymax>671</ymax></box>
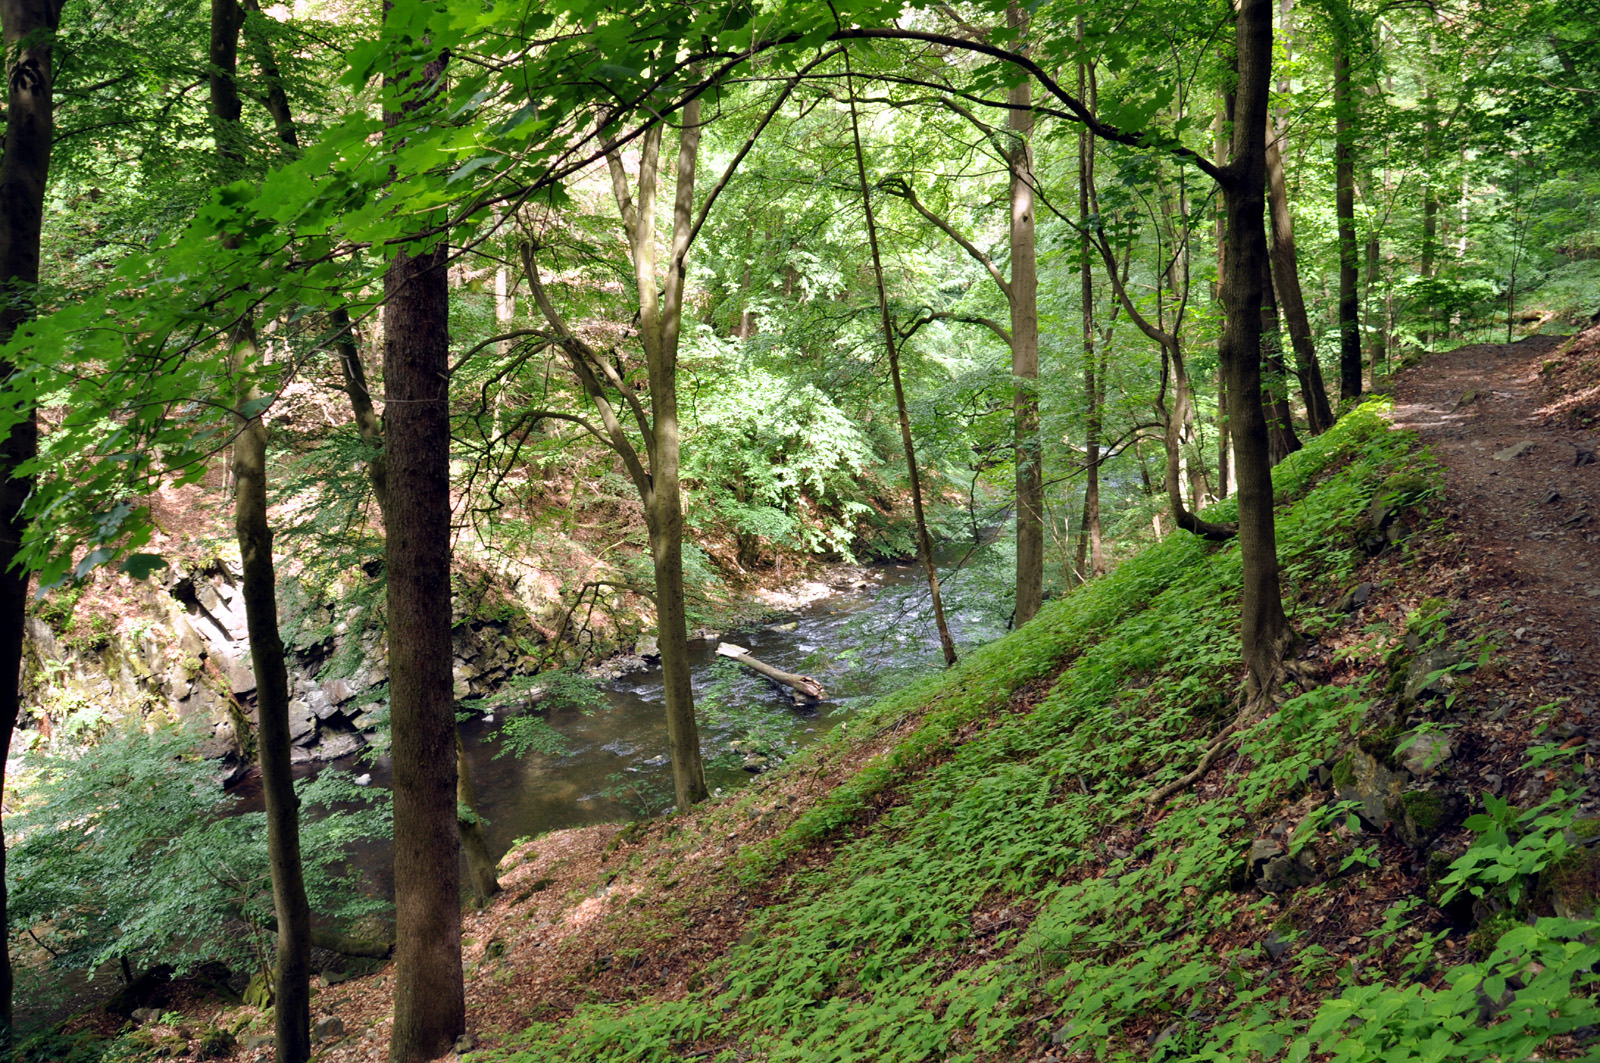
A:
<box><xmin>300</xmin><ymin>559</ymin><xmax>1008</xmax><ymax>898</ymax></box>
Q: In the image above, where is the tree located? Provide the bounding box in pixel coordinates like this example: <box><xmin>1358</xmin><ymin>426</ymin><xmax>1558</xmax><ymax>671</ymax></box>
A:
<box><xmin>382</xmin><ymin>28</ymin><xmax>465</xmax><ymax>1063</ymax></box>
<box><xmin>0</xmin><ymin>0</ymin><xmax>68</xmax><ymax>1039</ymax></box>
<box><xmin>209</xmin><ymin>0</ymin><xmax>313</xmax><ymax>1055</ymax></box>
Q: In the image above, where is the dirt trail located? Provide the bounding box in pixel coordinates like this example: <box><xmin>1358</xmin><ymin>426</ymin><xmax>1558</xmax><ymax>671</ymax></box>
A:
<box><xmin>1390</xmin><ymin>333</ymin><xmax>1600</xmax><ymax>705</ymax></box>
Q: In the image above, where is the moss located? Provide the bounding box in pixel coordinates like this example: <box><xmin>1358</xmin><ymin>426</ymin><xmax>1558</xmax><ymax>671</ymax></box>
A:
<box><xmin>1538</xmin><ymin>846</ymin><xmax>1600</xmax><ymax>918</ymax></box>
<box><xmin>1331</xmin><ymin>754</ymin><xmax>1357</xmax><ymax>790</ymax></box>
<box><xmin>1402</xmin><ymin>790</ymin><xmax>1446</xmax><ymax>834</ymax></box>
<box><xmin>1468</xmin><ymin>913</ymin><xmax>1520</xmax><ymax>958</ymax></box>
<box><xmin>1358</xmin><ymin>726</ymin><xmax>1404</xmax><ymax>768</ymax></box>
<box><xmin>1572</xmin><ymin>818</ymin><xmax>1600</xmax><ymax>840</ymax></box>
<box><xmin>197</xmin><ymin>1028</ymin><xmax>235</xmax><ymax>1060</ymax></box>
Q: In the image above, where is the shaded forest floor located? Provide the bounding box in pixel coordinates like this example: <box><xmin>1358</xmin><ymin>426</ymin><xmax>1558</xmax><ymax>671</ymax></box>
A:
<box><xmin>79</xmin><ymin>331</ymin><xmax>1600</xmax><ymax>1063</ymax></box>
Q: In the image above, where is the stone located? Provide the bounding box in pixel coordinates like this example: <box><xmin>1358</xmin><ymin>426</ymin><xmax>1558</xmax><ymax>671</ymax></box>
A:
<box><xmin>243</xmin><ymin>969</ymin><xmax>273</xmax><ymax>1008</ymax></box>
<box><xmin>321</xmin><ymin>969</ymin><xmax>351</xmax><ymax>986</ymax></box>
<box><xmin>741</xmin><ymin>754</ymin><xmax>770</xmax><ymax>772</ymax></box>
<box><xmin>1577</xmin><ymin>446</ymin><xmax>1597</xmax><ymax>467</ymax></box>
<box><xmin>314</xmin><ymin>733</ymin><xmax>365</xmax><ymax>761</ymax></box>
<box><xmin>244</xmin><ymin>1034</ymin><xmax>275</xmax><ymax>1052</ymax></box>
<box><xmin>312</xmin><ymin>1016</ymin><xmax>346</xmax><ymax>1042</ymax></box>
<box><xmin>1262</xmin><ymin>932</ymin><xmax>1292</xmax><ymax>961</ymax></box>
<box><xmin>307</xmin><ymin>689</ymin><xmax>339</xmax><ymax>720</ymax></box>
<box><xmin>1336</xmin><ymin>583</ymin><xmax>1373</xmax><ymax>613</ymax></box>
<box><xmin>767</xmin><ymin>621</ymin><xmax>800</xmax><ymax>633</ymax></box>
<box><xmin>290</xmin><ymin>747</ymin><xmax>314</xmax><ymax>764</ymax></box>
<box><xmin>1050</xmin><ymin>1022</ymin><xmax>1077</xmax><ymax>1046</ymax></box>
<box><xmin>322</xmin><ymin>677</ymin><xmax>358</xmax><ymax>704</ymax></box>
<box><xmin>1394</xmin><ymin>789</ymin><xmax>1458</xmax><ymax>849</ymax></box>
<box><xmin>455</xmin><ymin>1033</ymin><xmax>476</xmax><ymax>1054</ymax></box>
<box><xmin>353</xmin><ymin>773</ymin><xmax>373</xmax><ymax>786</ymax></box>
<box><xmin>1399</xmin><ymin>732</ymin><xmax>1453</xmax><ymax>776</ymax></box>
<box><xmin>289</xmin><ymin>703</ymin><xmax>317</xmax><ymax>744</ymax></box>
<box><xmin>1248</xmin><ymin>839</ymin><xmax>1284</xmax><ymax>868</ymax></box>
<box><xmin>227</xmin><ymin>656</ymin><xmax>256</xmax><ymax>695</ymax></box>
<box><xmin>131</xmin><ymin>1007</ymin><xmax>161</xmax><ymax>1025</ymax></box>
<box><xmin>1493</xmin><ymin>440</ymin><xmax>1536</xmax><ymax>461</ymax></box>
<box><xmin>1258</xmin><ymin>850</ymin><xmax>1317</xmax><ymax>894</ymax></box>
<box><xmin>1404</xmin><ymin>647</ymin><xmax>1467</xmax><ymax>702</ymax></box>
<box><xmin>634</xmin><ymin>633</ymin><xmax>659</xmax><ymax>657</ymax></box>
<box><xmin>1333</xmin><ymin>750</ymin><xmax>1409</xmax><ymax>831</ymax></box>
<box><xmin>1543</xmin><ymin>489</ymin><xmax>1563</xmax><ymax>504</ymax></box>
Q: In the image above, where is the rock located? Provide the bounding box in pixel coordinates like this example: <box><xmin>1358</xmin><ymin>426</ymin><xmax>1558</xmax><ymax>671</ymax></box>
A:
<box><xmin>227</xmin><ymin>656</ymin><xmax>257</xmax><ymax>695</ymax></box>
<box><xmin>1248</xmin><ymin>839</ymin><xmax>1284</xmax><ymax>868</ymax></box>
<box><xmin>131</xmin><ymin>1007</ymin><xmax>161</xmax><ymax>1025</ymax></box>
<box><xmin>1493</xmin><ymin>440</ymin><xmax>1536</xmax><ymax>461</ymax></box>
<box><xmin>290</xmin><ymin>747</ymin><xmax>314</xmax><ymax>764</ymax></box>
<box><xmin>1367</xmin><ymin>472</ymin><xmax>1431</xmax><ymax>536</ymax></box>
<box><xmin>1543</xmin><ymin>489</ymin><xmax>1563</xmax><ymax>504</ymax></box>
<box><xmin>741</xmin><ymin>754</ymin><xmax>770</xmax><ymax>773</ymax></box>
<box><xmin>1455</xmin><ymin>389</ymin><xmax>1479</xmax><ymax>409</ymax></box>
<box><xmin>1262</xmin><ymin>932</ymin><xmax>1292</xmax><ymax>961</ymax></box>
<box><xmin>1333</xmin><ymin>750</ymin><xmax>1410</xmax><ymax>831</ymax></box>
<box><xmin>322</xmin><ymin>677</ymin><xmax>358</xmax><ymax>704</ymax></box>
<box><xmin>1258</xmin><ymin>850</ymin><xmax>1317</xmax><ymax>893</ymax></box>
<box><xmin>244</xmin><ymin>1034</ymin><xmax>275</xmax><ymax>1052</ymax></box>
<box><xmin>1336</xmin><ymin>583</ymin><xmax>1373</xmax><ymax>613</ymax></box>
<box><xmin>1399</xmin><ymin>732</ymin><xmax>1453</xmax><ymax>776</ymax></box>
<box><xmin>1394</xmin><ymin>789</ymin><xmax>1459</xmax><ymax>849</ymax></box>
<box><xmin>1050</xmin><ymin>1022</ymin><xmax>1077</xmax><ymax>1046</ymax></box>
<box><xmin>243</xmin><ymin>969</ymin><xmax>273</xmax><ymax>1008</ymax></box>
<box><xmin>767</xmin><ymin>621</ymin><xmax>800</xmax><ymax>633</ymax></box>
<box><xmin>1562</xmin><ymin>510</ymin><xmax>1591</xmax><ymax>527</ymax></box>
<box><xmin>312</xmin><ymin>1016</ymin><xmax>346</xmax><ymax>1042</ymax></box>
<box><xmin>353</xmin><ymin>773</ymin><xmax>373</xmax><ymax>786</ymax></box>
<box><xmin>1577</xmin><ymin>446</ymin><xmax>1597</xmax><ymax>467</ymax></box>
<box><xmin>314</xmin><ymin>733</ymin><xmax>366</xmax><ymax>761</ymax></box>
<box><xmin>455</xmin><ymin>1033</ymin><xmax>476</xmax><ymax>1054</ymax></box>
<box><xmin>307</xmin><ymin>689</ymin><xmax>339</xmax><ymax>720</ymax></box>
<box><xmin>634</xmin><ymin>633</ymin><xmax>659</xmax><ymax>658</ymax></box>
<box><xmin>1404</xmin><ymin>647</ymin><xmax>1467</xmax><ymax>702</ymax></box>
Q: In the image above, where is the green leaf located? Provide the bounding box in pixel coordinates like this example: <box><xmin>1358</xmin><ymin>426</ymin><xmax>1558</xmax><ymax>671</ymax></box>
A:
<box><xmin>120</xmin><ymin>553</ymin><xmax>168</xmax><ymax>580</ymax></box>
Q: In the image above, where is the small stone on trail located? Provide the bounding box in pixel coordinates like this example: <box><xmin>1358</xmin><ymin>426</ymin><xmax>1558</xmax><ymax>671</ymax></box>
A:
<box><xmin>1337</xmin><ymin>582</ymin><xmax>1373</xmax><ymax>612</ymax></box>
<box><xmin>1542</xmin><ymin>489</ymin><xmax>1562</xmax><ymax>504</ymax></box>
<box><xmin>1455</xmin><ymin>389</ymin><xmax>1479</xmax><ymax>409</ymax></box>
<box><xmin>1562</xmin><ymin>511</ymin><xmax>1591</xmax><ymax>527</ymax></box>
<box><xmin>1494</xmin><ymin>441</ymin><xmax>1537</xmax><ymax>461</ymax></box>
<box><xmin>131</xmin><ymin>1007</ymin><xmax>160</xmax><ymax>1025</ymax></box>
<box><xmin>1262</xmin><ymin>932</ymin><xmax>1292</xmax><ymax>961</ymax></box>
<box><xmin>1577</xmin><ymin>446</ymin><xmax>1597</xmax><ymax>467</ymax></box>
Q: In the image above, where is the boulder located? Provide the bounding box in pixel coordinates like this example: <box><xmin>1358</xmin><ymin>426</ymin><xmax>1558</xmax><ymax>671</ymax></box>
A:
<box><xmin>288</xmin><ymin>702</ymin><xmax>317</xmax><ymax>743</ymax></box>
<box><xmin>307</xmin><ymin>689</ymin><xmax>340</xmax><ymax>720</ymax></box>
<box><xmin>1337</xmin><ymin>583</ymin><xmax>1373</xmax><ymax>613</ymax></box>
<box><xmin>312</xmin><ymin>1016</ymin><xmax>346</xmax><ymax>1042</ymax></box>
<box><xmin>1398</xmin><ymin>732</ymin><xmax>1453</xmax><ymax>776</ymax></box>
<box><xmin>1404</xmin><ymin>647</ymin><xmax>1467</xmax><ymax>702</ymax></box>
<box><xmin>1333</xmin><ymin>749</ymin><xmax>1409</xmax><ymax>831</ymax></box>
<box><xmin>322</xmin><ymin>677</ymin><xmax>358</xmax><ymax>704</ymax></box>
<box><xmin>314</xmin><ymin>733</ymin><xmax>365</xmax><ymax>761</ymax></box>
<box><xmin>131</xmin><ymin>1007</ymin><xmax>161</xmax><ymax>1025</ymax></box>
<box><xmin>1368</xmin><ymin>472</ymin><xmax>1431</xmax><ymax>534</ymax></box>
<box><xmin>226</xmin><ymin>656</ymin><xmax>256</xmax><ymax>696</ymax></box>
<box><xmin>1258</xmin><ymin>850</ymin><xmax>1318</xmax><ymax>893</ymax></box>
<box><xmin>1393</xmin><ymin>789</ymin><xmax>1460</xmax><ymax>849</ymax></box>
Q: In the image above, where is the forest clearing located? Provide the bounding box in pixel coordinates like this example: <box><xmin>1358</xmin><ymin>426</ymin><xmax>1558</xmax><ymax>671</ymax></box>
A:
<box><xmin>0</xmin><ymin>0</ymin><xmax>1597</xmax><ymax>1060</ymax></box>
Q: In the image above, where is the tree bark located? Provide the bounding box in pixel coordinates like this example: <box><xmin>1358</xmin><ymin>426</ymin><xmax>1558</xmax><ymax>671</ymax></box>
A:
<box><xmin>0</xmin><ymin>0</ymin><xmax>64</xmax><ymax>1038</ymax></box>
<box><xmin>1218</xmin><ymin>0</ymin><xmax>1292</xmax><ymax>697</ymax></box>
<box><xmin>457</xmin><ymin>732</ymin><xmax>500</xmax><ymax>907</ymax></box>
<box><xmin>1008</xmin><ymin>4</ymin><xmax>1042</xmax><ymax>625</ymax></box>
<box><xmin>1078</xmin><ymin>39</ymin><xmax>1105</xmax><ymax>579</ymax></box>
<box><xmin>847</xmin><ymin>54</ymin><xmax>957</xmax><ymax>665</ymax></box>
<box><xmin>1333</xmin><ymin>38</ymin><xmax>1362</xmax><ymax>401</ymax></box>
<box><xmin>384</xmin><ymin>39</ymin><xmax>465</xmax><ymax>1063</ymax></box>
<box><xmin>1259</xmin><ymin>256</ymin><xmax>1303</xmax><ymax>465</ymax></box>
<box><xmin>1264</xmin><ymin>120</ymin><xmax>1334</xmax><ymax>433</ymax></box>
<box><xmin>210</xmin><ymin>4</ymin><xmax>312</xmax><ymax>1057</ymax></box>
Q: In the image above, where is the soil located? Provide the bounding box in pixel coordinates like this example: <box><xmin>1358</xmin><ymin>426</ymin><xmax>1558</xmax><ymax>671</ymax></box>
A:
<box><xmin>1389</xmin><ymin>332</ymin><xmax>1600</xmax><ymax>700</ymax></box>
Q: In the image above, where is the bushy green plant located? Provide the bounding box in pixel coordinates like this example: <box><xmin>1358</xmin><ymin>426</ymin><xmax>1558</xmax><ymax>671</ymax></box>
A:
<box><xmin>6</xmin><ymin>722</ymin><xmax>390</xmax><ymax>1006</ymax></box>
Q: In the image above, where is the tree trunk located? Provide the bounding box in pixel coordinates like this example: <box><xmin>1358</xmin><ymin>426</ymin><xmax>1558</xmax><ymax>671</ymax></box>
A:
<box><xmin>239</xmin><ymin>0</ymin><xmax>297</xmax><ymax>151</ymax></box>
<box><xmin>457</xmin><ymin>732</ymin><xmax>500</xmax><ymax>907</ymax></box>
<box><xmin>847</xmin><ymin>54</ymin><xmax>957</xmax><ymax>665</ymax></box>
<box><xmin>1364</xmin><ymin>224</ymin><xmax>1385</xmax><ymax>384</ymax></box>
<box><xmin>210</xmin><ymin>4</ymin><xmax>312</xmax><ymax>1057</ymax></box>
<box><xmin>1219</xmin><ymin>0</ymin><xmax>1291</xmax><ymax>697</ymax></box>
<box><xmin>1264</xmin><ymin>120</ymin><xmax>1334</xmax><ymax>433</ymax></box>
<box><xmin>1259</xmin><ymin>256</ymin><xmax>1302</xmax><ymax>465</ymax></box>
<box><xmin>0</xmin><ymin>0</ymin><xmax>63</xmax><ymax>1037</ymax></box>
<box><xmin>384</xmin><ymin>40</ymin><xmax>465</xmax><ymax>1063</ymax></box>
<box><xmin>1008</xmin><ymin>5</ymin><xmax>1042</xmax><ymax>626</ymax></box>
<box><xmin>1216</xmin><ymin>369</ymin><xmax>1232</xmax><ymax>499</ymax></box>
<box><xmin>1334</xmin><ymin>39</ymin><xmax>1362</xmax><ymax>401</ymax></box>
<box><xmin>1078</xmin><ymin>44</ymin><xmax>1105</xmax><ymax>579</ymax></box>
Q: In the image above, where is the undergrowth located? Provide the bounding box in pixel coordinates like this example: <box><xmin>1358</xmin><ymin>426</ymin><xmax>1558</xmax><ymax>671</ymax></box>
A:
<box><xmin>481</xmin><ymin>401</ymin><xmax>1600</xmax><ymax>1063</ymax></box>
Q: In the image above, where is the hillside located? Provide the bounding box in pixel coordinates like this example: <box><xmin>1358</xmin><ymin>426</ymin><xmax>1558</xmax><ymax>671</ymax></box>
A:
<box><xmin>55</xmin><ymin>335</ymin><xmax>1599</xmax><ymax>1063</ymax></box>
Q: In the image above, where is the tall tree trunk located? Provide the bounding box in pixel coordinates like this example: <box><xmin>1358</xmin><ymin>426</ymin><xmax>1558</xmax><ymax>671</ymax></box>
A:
<box><xmin>1364</xmin><ymin>222</ymin><xmax>1385</xmax><ymax>384</ymax></box>
<box><xmin>1264</xmin><ymin>120</ymin><xmax>1334</xmax><ymax>433</ymax></box>
<box><xmin>1078</xmin><ymin>40</ymin><xmax>1105</xmax><ymax>579</ymax></box>
<box><xmin>847</xmin><ymin>54</ymin><xmax>956</xmax><ymax>664</ymax></box>
<box><xmin>645</xmin><ymin>99</ymin><xmax>709</xmax><ymax>811</ymax></box>
<box><xmin>0</xmin><ymin>0</ymin><xmax>64</xmax><ymax>1038</ymax></box>
<box><xmin>1215</xmin><ymin>369</ymin><xmax>1232</xmax><ymax>499</ymax></box>
<box><xmin>1219</xmin><ymin>0</ymin><xmax>1291</xmax><ymax>697</ymax></box>
<box><xmin>1333</xmin><ymin>38</ymin><xmax>1362</xmax><ymax>401</ymax></box>
<box><xmin>239</xmin><ymin>0</ymin><xmax>297</xmax><ymax>152</ymax></box>
<box><xmin>1259</xmin><ymin>256</ymin><xmax>1302</xmax><ymax>465</ymax></box>
<box><xmin>384</xmin><ymin>38</ymin><xmax>464</xmax><ymax>1063</ymax></box>
<box><xmin>1008</xmin><ymin>4</ymin><xmax>1042</xmax><ymax>625</ymax></box>
<box><xmin>210</xmin><ymin>4</ymin><xmax>312</xmax><ymax>1058</ymax></box>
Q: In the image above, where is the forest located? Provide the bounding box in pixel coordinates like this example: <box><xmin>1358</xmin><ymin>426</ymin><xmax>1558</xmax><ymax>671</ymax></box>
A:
<box><xmin>0</xmin><ymin>0</ymin><xmax>1598</xmax><ymax>1059</ymax></box>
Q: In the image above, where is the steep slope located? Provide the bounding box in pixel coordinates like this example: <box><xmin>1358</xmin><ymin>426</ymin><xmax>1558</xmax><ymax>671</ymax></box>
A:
<box><xmin>75</xmin><ymin>343</ymin><xmax>1600</xmax><ymax>1063</ymax></box>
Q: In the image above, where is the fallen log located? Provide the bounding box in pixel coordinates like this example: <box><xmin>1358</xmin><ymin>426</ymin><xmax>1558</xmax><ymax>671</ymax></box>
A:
<box><xmin>716</xmin><ymin>643</ymin><xmax>827</xmax><ymax>703</ymax></box>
